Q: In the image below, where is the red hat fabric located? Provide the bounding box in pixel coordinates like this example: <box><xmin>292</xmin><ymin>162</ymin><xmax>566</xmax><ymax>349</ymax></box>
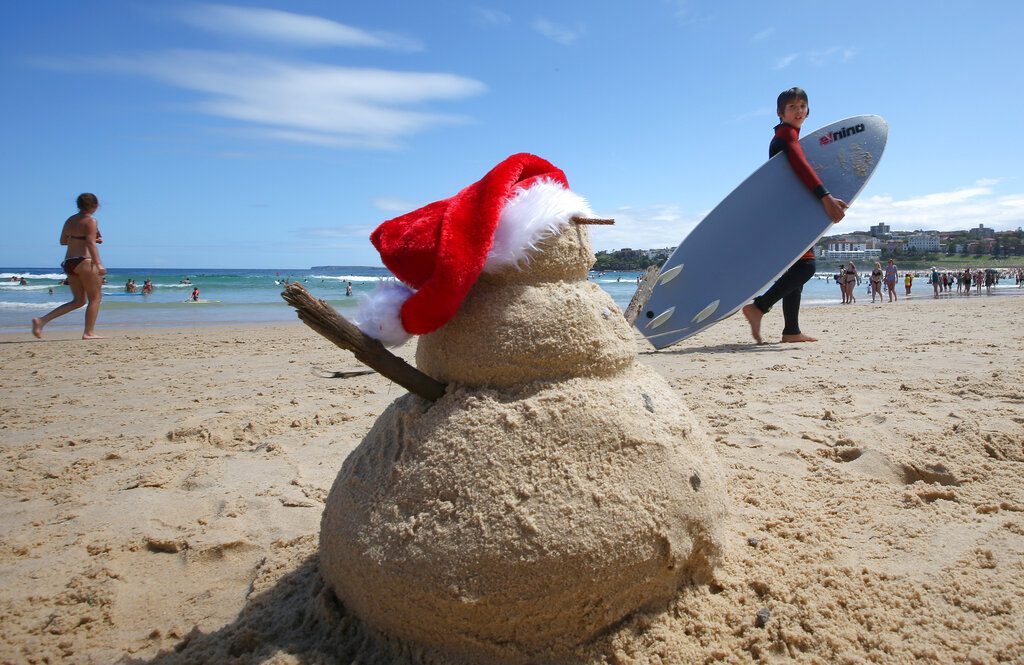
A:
<box><xmin>358</xmin><ymin>153</ymin><xmax>591</xmax><ymax>346</ymax></box>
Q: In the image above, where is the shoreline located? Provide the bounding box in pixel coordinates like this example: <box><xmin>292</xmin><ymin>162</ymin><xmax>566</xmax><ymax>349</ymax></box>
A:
<box><xmin>4</xmin><ymin>263</ymin><xmax>1022</xmax><ymax>337</ymax></box>
<box><xmin>1</xmin><ymin>295</ymin><xmax>1022</xmax><ymax>662</ymax></box>
<box><xmin>4</xmin><ymin>281</ymin><xmax>1022</xmax><ymax>338</ymax></box>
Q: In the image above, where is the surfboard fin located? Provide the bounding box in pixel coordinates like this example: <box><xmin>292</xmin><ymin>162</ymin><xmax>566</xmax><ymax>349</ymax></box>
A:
<box><xmin>645</xmin><ymin>306</ymin><xmax>675</xmax><ymax>329</ymax></box>
<box><xmin>657</xmin><ymin>264</ymin><xmax>684</xmax><ymax>285</ymax></box>
<box><xmin>692</xmin><ymin>299</ymin><xmax>720</xmax><ymax>323</ymax></box>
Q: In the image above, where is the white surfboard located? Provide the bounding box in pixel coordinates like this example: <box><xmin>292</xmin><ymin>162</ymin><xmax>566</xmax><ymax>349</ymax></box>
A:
<box><xmin>636</xmin><ymin>115</ymin><xmax>888</xmax><ymax>349</ymax></box>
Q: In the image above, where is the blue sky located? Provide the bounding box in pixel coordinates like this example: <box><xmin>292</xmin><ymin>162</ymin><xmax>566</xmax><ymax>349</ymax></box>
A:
<box><xmin>3</xmin><ymin>1</ymin><xmax>1022</xmax><ymax>269</ymax></box>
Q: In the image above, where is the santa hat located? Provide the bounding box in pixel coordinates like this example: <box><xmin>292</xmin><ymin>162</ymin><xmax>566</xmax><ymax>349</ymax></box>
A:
<box><xmin>356</xmin><ymin>153</ymin><xmax>593</xmax><ymax>347</ymax></box>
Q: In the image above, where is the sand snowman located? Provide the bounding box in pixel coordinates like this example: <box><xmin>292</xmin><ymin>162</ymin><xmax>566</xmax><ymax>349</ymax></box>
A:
<box><xmin>319</xmin><ymin>154</ymin><xmax>728</xmax><ymax>663</ymax></box>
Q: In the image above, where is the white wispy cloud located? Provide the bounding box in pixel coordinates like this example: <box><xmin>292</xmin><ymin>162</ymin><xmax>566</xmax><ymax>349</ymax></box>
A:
<box><xmin>179</xmin><ymin>4</ymin><xmax>421</xmax><ymax>51</ymax></box>
<box><xmin>841</xmin><ymin>180</ymin><xmax>1023</xmax><ymax>232</ymax></box>
<box><xmin>773</xmin><ymin>53</ymin><xmax>799</xmax><ymax>70</ymax></box>
<box><xmin>591</xmin><ymin>180</ymin><xmax>1022</xmax><ymax>252</ymax></box>
<box><xmin>304</xmin><ymin>227</ymin><xmax>371</xmax><ymax>239</ymax></box>
<box><xmin>891</xmin><ymin>186</ymin><xmax>993</xmax><ymax>209</ymax></box>
<box><xmin>660</xmin><ymin>0</ymin><xmax>704</xmax><ymax>24</ymax></box>
<box><xmin>588</xmin><ymin>204</ymin><xmax>705</xmax><ymax>252</ymax></box>
<box><xmin>532</xmin><ymin>17</ymin><xmax>585</xmax><ymax>45</ymax></box>
<box><xmin>372</xmin><ymin>197</ymin><xmax>421</xmax><ymax>212</ymax></box>
<box><xmin>806</xmin><ymin>46</ymin><xmax>858</xmax><ymax>66</ymax></box>
<box><xmin>471</xmin><ymin>7</ymin><xmax>511</xmax><ymax>26</ymax></box>
<box><xmin>734</xmin><ymin>107</ymin><xmax>775</xmax><ymax>123</ymax></box>
<box><xmin>298</xmin><ymin>224</ymin><xmax>385</xmax><ymax>260</ymax></box>
<box><xmin>774</xmin><ymin>47</ymin><xmax>857</xmax><ymax>70</ymax></box>
<box><xmin>53</xmin><ymin>50</ymin><xmax>486</xmax><ymax>149</ymax></box>
<box><xmin>752</xmin><ymin>27</ymin><xmax>775</xmax><ymax>42</ymax></box>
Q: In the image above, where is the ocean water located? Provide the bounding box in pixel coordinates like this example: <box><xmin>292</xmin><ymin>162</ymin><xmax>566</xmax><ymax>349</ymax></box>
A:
<box><xmin>1</xmin><ymin>266</ymin><xmax>1019</xmax><ymax>334</ymax></box>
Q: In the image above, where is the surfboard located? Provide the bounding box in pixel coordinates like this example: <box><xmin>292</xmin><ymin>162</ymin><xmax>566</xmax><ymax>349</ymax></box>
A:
<box><xmin>182</xmin><ymin>299</ymin><xmax>220</xmax><ymax>304</ymax></box>
<box><xmin>636</xmin><ymin>114</ymin><xmax>888</xmax><ymax>349</ymax></box>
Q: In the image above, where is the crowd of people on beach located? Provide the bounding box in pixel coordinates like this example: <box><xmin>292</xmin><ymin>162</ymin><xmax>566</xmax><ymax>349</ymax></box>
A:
<box><xmin>833</xmin><ymin>262</ymin><xmax>1021</xmax><ymax>303</ymax></box>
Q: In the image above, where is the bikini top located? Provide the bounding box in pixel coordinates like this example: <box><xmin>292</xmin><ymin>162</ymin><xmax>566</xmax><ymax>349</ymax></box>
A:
<box><xmin>67</xmin><ymin>230</ymin><xmax>102</xmax><ymax>241</ymax></box>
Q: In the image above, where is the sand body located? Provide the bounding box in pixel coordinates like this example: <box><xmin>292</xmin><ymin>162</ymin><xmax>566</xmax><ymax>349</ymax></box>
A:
<box><xmin>319</xmin><ymin>225</ymin><xmax>728</xmax><ymax>662</ymax></box>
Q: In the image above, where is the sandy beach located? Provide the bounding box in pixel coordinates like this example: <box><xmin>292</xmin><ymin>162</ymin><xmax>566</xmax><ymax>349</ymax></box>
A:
<box><xmin>1</xmin><ymin>294</ymin><xmax>1022</xmax><ymax>664</ymax></box>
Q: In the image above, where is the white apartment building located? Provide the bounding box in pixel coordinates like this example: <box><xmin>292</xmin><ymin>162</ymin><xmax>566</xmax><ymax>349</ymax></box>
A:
<box><xmin>906</xmin><ymin>231</ymin><xmax>941</xmax><ymax>253</ymax></box>
<box><xmin>820</xmin><ymin>241</ymin><xmax>882</xmax><ymax>262</ymax></box>
<box><xmin>820</xmin><ymin>248</ymin><xmax>882</xmax><ymax>261</ymax></box>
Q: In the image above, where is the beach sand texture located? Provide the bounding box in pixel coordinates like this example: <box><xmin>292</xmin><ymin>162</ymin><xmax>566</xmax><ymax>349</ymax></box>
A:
<box><xmin>1</xmin><ymin>294</ymin><xmax>1022</xmax><ymax>663</ymax></box>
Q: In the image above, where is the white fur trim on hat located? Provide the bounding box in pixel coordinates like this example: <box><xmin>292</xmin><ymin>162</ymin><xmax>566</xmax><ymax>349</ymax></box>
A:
<box><xmin>483</xmin><ymin>178</ymin><xmax>593</xmax><ymax>272</ymax></box>
<box><xmin>354</xmin><ymin>281</ymin><xmax>414</xmax><ymax>347</ymax></box>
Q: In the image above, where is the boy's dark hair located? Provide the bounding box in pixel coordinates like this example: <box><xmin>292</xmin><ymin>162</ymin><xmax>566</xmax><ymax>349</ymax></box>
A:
<box><xmin>776</xmin><ymin>87</ymin><xmax>809</xmax><ymax>117</ymax></box>
<box><xmin>76</xmin><ymin>192</ymin><xmax>99</xmax><ymax>212</ymax></box>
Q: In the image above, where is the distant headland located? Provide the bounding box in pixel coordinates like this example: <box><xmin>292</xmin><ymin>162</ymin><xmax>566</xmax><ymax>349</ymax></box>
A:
<box><xmin>594</xmin><ymin>225</ymin><xmax>1024</xmax><ymax>270</ymax></box>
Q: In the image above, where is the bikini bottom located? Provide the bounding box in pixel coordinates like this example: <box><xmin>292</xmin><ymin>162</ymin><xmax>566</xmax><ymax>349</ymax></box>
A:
<box><xmin>61</xmin><ymin>257</ymin><xmax>87</xmax><ymax>276</ymax></box>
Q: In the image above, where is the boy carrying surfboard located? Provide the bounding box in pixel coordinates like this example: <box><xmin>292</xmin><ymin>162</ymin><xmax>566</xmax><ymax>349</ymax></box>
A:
<box><xmin>742</xmin><ymin>87</ymin><xmax>848</xmax><ymax>344</ymax></box>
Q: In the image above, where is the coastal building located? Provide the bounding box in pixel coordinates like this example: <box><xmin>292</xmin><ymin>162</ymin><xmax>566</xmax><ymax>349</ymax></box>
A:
<box><xmin>906</xmin><ymin>231</ymin><xmax>941</xmax><ymax>253</ymax></box>
<box><xmin>966</xmin><ymin>239</ymin><xmax>997</xmax><ymax>254</ymax></box>
<box><xmin>881</xmin><ymin>238</ymin><xmax>906</xmax><ymax>253</ymax></box>
<box><xmin>869</xmin><ymin>223</ymin><xmax>891</xmax><ymax>238</ymax></box>
<box><xmin>821</xmin><ymin>249</ymin><xmax>882</xmax><ymax>261</ymax></box>
<box><xmin>644</xmin><ymin>248</ymin><xmax>673</xmax><ymax>261</ymax></box>
<box><xmin>968</xmin><ymin>224</ymin><xmax>996</xmax><ymax>239</ymax></box>
<box><xmin>820</xmin><ymin>240</ymin><xmax>882</xmax><ymax>261</ymax></box>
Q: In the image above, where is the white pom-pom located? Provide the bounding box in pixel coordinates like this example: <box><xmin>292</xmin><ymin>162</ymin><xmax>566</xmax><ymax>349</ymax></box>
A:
<box><xmin>354</xmin><ymin>281</ymin><xmax>414</xmax><ymax>347</ymax></box>
<box><xmin>484</xmin><ymin>179</ymin><xmax>593</xmax><ymax>272</ymax></box>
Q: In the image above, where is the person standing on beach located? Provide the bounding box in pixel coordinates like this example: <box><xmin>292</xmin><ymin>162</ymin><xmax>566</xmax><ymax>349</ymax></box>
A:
<box><xmin>904</xmin><ymin>271</ymin><xmax>913</xmax><ymax>295</ymax></box>
<box><xmin>32</xmin><ymin>193</ymin><xmax>106</xmax><ymax>340</ymax></box>
<box><xmin>930</xmin><ymin>267</ymin><xmax>940</xmax><ymax>297</ymax></box>
<box><xmin>869</xmin><ymin>262</ymin><xmax>884</xmax><ymax>303</ymax></box>
<box><xmin>842</xmin><ymin>261</ymin><xmax>858</xmax><ymax>304</ymax></box>
<box><xmin>884</xmin><ymin>259</ymin><xmax>898</xmax><ymax>302</ymax></box>
<box><xmin>742</xmin><ymin>88</ymin><xmax>848</xmax><ymax>344</ymax></box>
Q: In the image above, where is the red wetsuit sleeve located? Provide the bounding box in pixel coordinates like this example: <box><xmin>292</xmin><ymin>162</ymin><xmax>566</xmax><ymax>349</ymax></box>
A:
<box><xmin>772</xmin><ymin>123</ymin><xmax>829</xmax><ymax>199</ymax></box>
<box><xmin>771</xmin><ymin>123</ymin><xmax>826</xmax><ymax>260</ymax></box>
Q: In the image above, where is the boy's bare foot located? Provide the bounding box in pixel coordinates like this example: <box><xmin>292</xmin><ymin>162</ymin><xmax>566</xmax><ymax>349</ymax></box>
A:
<box><xmin>781</xmin><ymin>333</ymin><xmax>817</xmax><ymax>343</ymax></box>
<box><xmin>82</xmin><ymin>333</ymin><xmax>105</xmax><ymax>340</ymax></box>
<box><xmin>741</xmin><ymin>304</ymin><xmax>763</xmax><ymax>344</ymax></box>
<box><xmin>32</xmin><ymin>318</ymin><xmax>43</xmax><ymax>338</ymax></box>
